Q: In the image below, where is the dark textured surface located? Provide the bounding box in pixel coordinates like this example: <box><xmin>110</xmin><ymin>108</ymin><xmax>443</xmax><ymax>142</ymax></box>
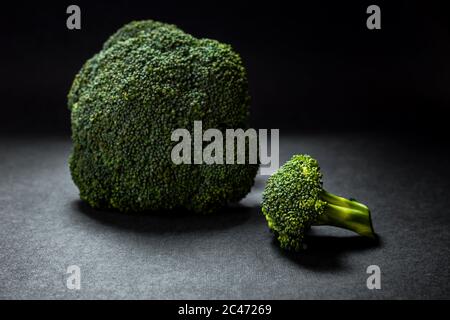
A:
<box><xmin>1</xmin><ymin>134</ymin><xmax>449</xmax><ymax>299</ymax></box>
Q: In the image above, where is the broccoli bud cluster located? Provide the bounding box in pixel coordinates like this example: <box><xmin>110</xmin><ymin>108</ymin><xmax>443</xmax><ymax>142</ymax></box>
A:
<box><xmin>68</xmin><ymin>20</ymin><xmax>258</xmax><ymax>213</ymax></box>
<box><xmin>262</xmin><ymin>154</ymin><xmax>375</xmax><ymax>251</ymax></box>
<box><xmin>262</xmin><ymin>155</ymin><xmax>326</xmax><ymax>251</ymax></box>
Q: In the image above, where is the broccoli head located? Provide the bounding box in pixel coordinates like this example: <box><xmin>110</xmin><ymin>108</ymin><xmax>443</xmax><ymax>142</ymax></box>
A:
<box><xmin>68</xmin><ymin>20</ymin><xmax>258</xmax><ymax>213</ymax></box>
<box><xmin>262</xmin><ymin>155</ymin><xmax>375</xmax><ymax>251</ymax></box>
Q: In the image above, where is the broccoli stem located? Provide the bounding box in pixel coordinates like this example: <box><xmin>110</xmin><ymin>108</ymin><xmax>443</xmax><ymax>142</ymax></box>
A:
<box><xmin>314</xmin><ymin>190</ymin><xmax>376</xmax><ymax>239</ymax></box>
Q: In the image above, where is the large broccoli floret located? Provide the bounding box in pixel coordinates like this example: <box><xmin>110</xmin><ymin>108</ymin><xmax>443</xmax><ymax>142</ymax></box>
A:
<box><xmin>262</xmin><ymin>155</ymin><xmax>375</xmax><ymax>251</ymax></box>
<box><xmin>68</xmin><ymin>20</ymin><xmax>258</xmax><ymax>213</ymax></box>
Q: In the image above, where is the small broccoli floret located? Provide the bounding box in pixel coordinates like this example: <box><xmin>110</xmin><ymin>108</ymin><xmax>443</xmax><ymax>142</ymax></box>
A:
<box><xmin>68</xmin><ymin>20</ymin><xmax>258</xmax><ymax>213</ymax></box>
<box><xmin>262</xmin><ymin>155</ymin><xmax>375</xmax><ymax>251</ymax></box>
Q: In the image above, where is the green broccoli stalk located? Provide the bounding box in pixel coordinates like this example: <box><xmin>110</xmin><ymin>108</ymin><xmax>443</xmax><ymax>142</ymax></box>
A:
<box><xmin>262</xmin><ymin>154</ymin><xmax>376</xmax><ymax>251</ymax></box>
<box><xmin>316</xmin><ymin>190</ymin><xmax>375</xmax><ymax>238</ymax></box>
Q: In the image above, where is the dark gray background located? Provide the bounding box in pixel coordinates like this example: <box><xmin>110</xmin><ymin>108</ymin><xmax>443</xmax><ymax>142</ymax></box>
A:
<box><xmin>0</xmin><ymin>0</ymin><xmax>450</xmax><ymax>134</ymax></box>
<box><xmin>1</xmin><ymin>0</ymin><xmax>450</xmax><ymax>299</ymax></box>
<box><xmin>1</xmin><ymin>134</ymin><xmax>449</xmax><ymax>299</ymax></box>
